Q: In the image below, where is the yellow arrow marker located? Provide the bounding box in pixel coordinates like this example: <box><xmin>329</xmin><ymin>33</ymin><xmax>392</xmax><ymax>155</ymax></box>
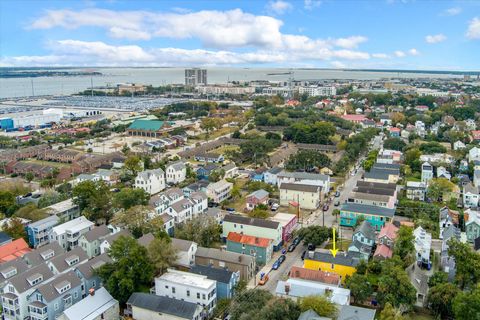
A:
<box><xmin>330</xmin><ymin>227</ymin><xmax>338</xmax><ymax>258</ymax></box>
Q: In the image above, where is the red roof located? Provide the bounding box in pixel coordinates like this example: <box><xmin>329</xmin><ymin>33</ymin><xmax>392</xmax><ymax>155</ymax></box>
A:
<box><xmin>378</xmin><ymin>223</ymin><xmax>399</xmax><ymax>240</ymax></box>
<box><xmin>472</xmin><ymin>130</ymin><xmax>480</xmax><ymax>140</ymax></box>
<box><xmin>373</xmin><ymin>244</ymin><xmax>393</xmax><ymax>259</ymax></box>
<box><xmin>289</xmin><ymin>266</ymin><xmax>340</xmax><ymax>285</ymax></box>
<box><xmin>341</xmin><ymin>114</ymin><xmax>367</xmax><ymax>122</ymax></box>
<box><xmin>0</xmin><ymin>238</ymin><xmax>31</xmax><ymax>262</ymax></box>
<box><xmin>389</xmin><ymin>127</ymin><xmax>401</xmax><ymax>132</ymax></box>
<box><xmin>227</xmin><ymin>232</ymin><xmax>271</xmax><ymax>248</ymax></box>
<box><xmin>415</xmin><ymin>105</ymin><xmax>429</xmax><ymax>109</ymax></box>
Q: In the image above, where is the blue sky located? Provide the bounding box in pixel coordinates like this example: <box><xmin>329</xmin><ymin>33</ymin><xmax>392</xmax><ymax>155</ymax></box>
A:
<box><xmin>1</xmin><ymin>0</ymin><xmax>479</xmax><ymax>70</ymax></box>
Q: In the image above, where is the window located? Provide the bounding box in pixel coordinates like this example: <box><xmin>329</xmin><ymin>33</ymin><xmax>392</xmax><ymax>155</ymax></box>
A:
<box><xmin>172</xmin><ymin>287</ymin><xmax>176</xmax><ymax>294</ymax></box>
<box><xmin>74</xmin><ymin>292</ymin><xmax>78</xmax><ymax>299</ymax></box>
<box><xmin>187</xmin><ymin>290</ymin><xmax>190</xmax><ymax>297</ymax></box>
<box><xmin>92</xmin><ymin>280</ymin><xmax>96</xmax><ymax>288</ymax></box>
<box><xmin>197</xmin><ymin>292</ymin><xmax>200</xmax><ymax>299</ymax></box>
<box><xmin>54</xmin><ymin>303</ymin><xmax>59</xmax><ymax>311</ymax></box>
<box><xmin>202</xmin><ymin>293</ymin><xmax>206</xmax><ymax>300</ymax></box>
<box><xmin>331</xmin><ymin>263</ymin><xmax>334</xmax><ymax>269</ymax></box>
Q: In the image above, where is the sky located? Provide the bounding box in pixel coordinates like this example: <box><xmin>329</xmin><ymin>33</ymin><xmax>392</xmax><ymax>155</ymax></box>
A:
<box><xmin>1</xmin><ymin>0</ymin><xmax>479</xmax><ymax>70</ymax></box>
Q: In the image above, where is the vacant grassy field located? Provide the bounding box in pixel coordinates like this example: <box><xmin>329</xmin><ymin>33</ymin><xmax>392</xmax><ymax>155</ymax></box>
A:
<box><xmin>22</xmin><ymin>159</ymin><xmax>68</xmax><ymax>168</ymax></box>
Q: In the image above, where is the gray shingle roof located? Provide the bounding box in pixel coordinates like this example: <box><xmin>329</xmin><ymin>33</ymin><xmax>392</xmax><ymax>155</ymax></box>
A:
<box><xmin>9</xmin><ymin>263</ymin><xmax>54</xmax><ymax>293</ymax></box>
<box><xmin>247</xmin><ymin>189</ymin><xmax>269</xmax><ymax>199</ymax></box>
<box><xmin>137</xmin><ymin>233</ymin><xmax>155</xmax><ymax>248</ymax></box>
<box><xmin>354</xmin><ymin>221</ymin><xmax>376</xmax><ymax>240</ymax></box>
<box><xmin>36</xmin><ymin>270</ymin><xmax>82</xmax><ymax>302</ymax></box>
<box><xmin>190</xmin><ymin>265</ymin><xmax>234</xmax><ymax>284</ymax></box>
<box><xmin>82</xmin><ymin>225</ymin><xmax>111</xmax><ymax>242</ymax></box>
<box><xmin>195</xmin><ymin>247</ymin><xmax>254</xmax><ymax>266</ymax></box>
<box><xmin>75</xmin><ymin>253</ymin><xmax>112</xmax><ymax>280</ymax></box>
<box><xmin>364</xmin><ymin>169</ymin><xmax>390</xmax><ymax>180</ymax></box>
<box><xmin>223</xmin><ymin>214</ymin><xmax>280</xmax><ymax>229</ymax></box>
<box><xmin>277</xmin><ymin>171</ymin><xmax>329</xmax><ymax>181</ymax></box>
<box><xmin>127</xmin><ymin>292</ymin><xmax>199</xmax><ymax>318</ymax></box>
<box><xmin>341</xmin><ymin>203</ymin><xmax>396</xmax><ymax>217</ymax></box>
<box><xmin>338</xmin><ymin>305</ymin><xmax>376</xmax><ymax>320</ymax></box>
<box><xmin>172</xmin><ymin>238</ymin><xmax>194</xmax><ymax>252</ymax></box>
<box><xmin>309</xmin><ymin>250</ymin><xmax>360</xmax><ymax>268</ymax></box>
<box><xmin>61</xmin><ymin>287</ymin><xmax>117</xmax><ymax>320</ymax></box>
<box><xmin>168</xmin><ymin>161</ymin><xmax>186</xmax><ymax>171</ymax></box>
<box><xmin>23</xmin><ymin>242</ymin><xmax>65</xmax><ymax>267</ymax></box>
<box><xmin>49</xmin><ymin>247</ymin><xmax>88</xmax><ymax>273</ymax></box>
<box><xmin>280</xmin><ymin>183</ymin><xmax>322</xmax><ymax>193</ymax></box>
<box><xmin>101</xmin><ymin>229</ymin><xmax>132</xmax><ymax>245</ymax></box>
<box><xmin>356</xmin><ymin>181</ymin><xmax>396</xmax><ymax>190</ymax></box>
<box><xmin>298</xmin><ymin>309</ymin><xmax>331</xmax><ymax>320</ymax></box>
<box><xmin>0</xmin><ymin>258</ymin><xmax>29</xmax><ymax>282</ymax></box>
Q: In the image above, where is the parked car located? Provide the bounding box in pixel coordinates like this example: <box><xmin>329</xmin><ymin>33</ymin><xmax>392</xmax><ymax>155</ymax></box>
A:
<box><xmin>293</xmin><ymin>237</ymin><xmax>301</xmax><ymax>246</ymax></box>
<box><xmin>307</xmin><ymin>243</ymin><xmax>315</xmax><ymax>251</ymax></box>
<box><xmin>226</xmin><ymin>207</ymin><xmax>235</xmax><ymax>212</ymax></box>
<box><xmin>278</xmin><ymin>255</ymin><xmax>286</xmax><ymax>263</ymax></box>
<box><xmin>271</xmin><ymin>203</ymin><xmax>280</xmax><ymax>211</ymax></box>
<box><xmin>335</xmin><ymin>191</ymin><xmax>341</xmax><ymax>197</ymax></box>
<box><xmin>322</xmin><ymin>204</ymin><xmax>329</xmax><ymax>211</ymax></box>
<box><xmin>301</xmin><ymin>250</ymin><xmax>307</xmax><ymax>260</ymax></box>
<box><xmin>258</xmin><ymin>274</ymin><xmax>269</xmax><ymax>285</ymax></box>
<box><xmin>288</xmin><ymin>244</ymin><xmax>296</xmax><ymax>252</ymax></box>
<box><xmin>334</xmin><ymin>200</ymin><xmax>340</xmax><ymax>206</ymax></box>
<box><xmin>272</xmin><ymin>261</ymin><xmax>280</xmax><ymax>270</ymax></box>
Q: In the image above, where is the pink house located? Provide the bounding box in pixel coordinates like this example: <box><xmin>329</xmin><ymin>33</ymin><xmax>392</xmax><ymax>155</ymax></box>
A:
<box><xmin>340</xmin><ymin>114</ymin><xmax>367</xmax><ymax>123</ymax></box>
<box><xmin>271</xmin><ymin>213</ymin><xmax>298</xmax><ymax>243</ymax></box>
<box><xmin>246</xmin><ymin>189</ymin><xmax>269</xmax><ymax>211</ymax></box>
<box><xmin>373</xmin><ymin>223</ymin><xmax>398</xmax><ymax>260</ymax></box>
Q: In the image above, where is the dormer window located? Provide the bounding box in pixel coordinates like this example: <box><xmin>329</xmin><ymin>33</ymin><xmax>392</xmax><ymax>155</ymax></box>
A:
<box><xmin>65</xmin><ymin>255</ymin><xmax>80</xmax><ymax>266</ymax></box>
<box><xmin>41</xmin><ymin>249</ymin><xmax>55</xmax><ymax>260</ymax></box>
<box><xmin>27</xmin><ymin>273</ymin><xmax>44</xmax><ymax>286</ymax></box>
<box><xmin>55</xmin><ymin>280</ymin><xmax>71</xmax><ymax>294</ymax></box>
<box><xmin>1</xmin><ymin>266</ymin><xmax>17</xmax><ymax>279</ymax></box>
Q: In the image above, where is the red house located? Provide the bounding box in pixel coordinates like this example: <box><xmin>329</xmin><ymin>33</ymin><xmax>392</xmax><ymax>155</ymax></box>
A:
<box><xmin>271</xmin><ymin>212</ymin><xmax>298</xmax><ymax>243</ymax></box>
<box><xmin>340</xmin><ymin>114</ymin><xmax>367</xmax><ymax>124</ymax></box>
<box><xmin>0</xmin><ymin>238</ymin><xmax>31</xmax><ymax>263</ymax></box>
<box><xmin>246</xmin><ymin>189</ymin><xmax>269</xmax><ymax>211</ymax></box>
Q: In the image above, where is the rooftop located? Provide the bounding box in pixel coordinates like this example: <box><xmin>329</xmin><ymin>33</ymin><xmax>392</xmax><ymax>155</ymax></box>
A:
<box><xmin>190</xmin><ymin>265</ymin><xmax>235</xmax><ymax>284</ymax></box>
<box><xmin>195</xmin><ymin>247</ymin><xmax>254</xmax><ymax>266</ymax></box>
<box><xmin>127</xmin><ymin>292</ymin><xmax>199</xmax><ymax>319</ymax></box>
<box><xmin>62</xmin><ymin>287</ymin><xmax>118</xmax><ymax>320</ymax></box>
<box><xmin>227</xmin><ymin>232</ymin><xmax>271</xmax><ymax>248</ymax></box>
<box><xmin>223</xmin><ymin>214</ymin><xmax>280</xmax><ymax>229</ymax></box>
<box><xmin>277</xmin><ymin>171</ymin><xmax>329</xmax><ymax>181</ymax></box>
<box><xmin>157</xmin><ymin>268</ymin><xmax>215</xmax><ymax>289</ymax></box>
<box><xmin>280</xmin><ymin>183</ymin><xmax>322</xmax><ymax>193</ymax></box>
<box><xmin>128</xmin><ymin>119</ymin><xmax>167</xmax><ymax>131</ymax></box>
<box><xmin>0</xmin><ymin>238</ymin><xmax>31</xmax><ymax>262</ymax></box>
<box><xmin>51</xmin><ymin>216</ymin><xmax>94</xmax><ymax>235</ymax></box>
<box><xmin>307</xmin><ymin>250</ymin><xmax>360</xmax><ymax>268</ymax></box>
<box><xmin>289</xmin><ymin>266</ymin><xmax>340</xmax><ymax>285</ymax></box>
<box><xmin>45</xmin><ymin>198</ymin><xmax>77</xmax><ymax>214</ymax></box>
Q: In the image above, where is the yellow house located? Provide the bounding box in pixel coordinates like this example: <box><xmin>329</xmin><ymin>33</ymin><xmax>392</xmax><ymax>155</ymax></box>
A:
<box><xmin>303</xmin><ymin>250</ymin><xmax>359</xmax><ymax>283</ymax></box>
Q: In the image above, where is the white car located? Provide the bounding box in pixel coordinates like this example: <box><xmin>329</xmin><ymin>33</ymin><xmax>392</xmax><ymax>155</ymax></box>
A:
<box><xmin>271</xmin><ymin>203</ymin><xmax>280</xmax><ymax>211</ymax></box>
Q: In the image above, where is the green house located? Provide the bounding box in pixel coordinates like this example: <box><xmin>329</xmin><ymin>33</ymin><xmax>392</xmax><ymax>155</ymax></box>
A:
<box><xmin>340</xmin><ymin>203</ymin><xmax>395</xmax><ymax>231</ymax></box>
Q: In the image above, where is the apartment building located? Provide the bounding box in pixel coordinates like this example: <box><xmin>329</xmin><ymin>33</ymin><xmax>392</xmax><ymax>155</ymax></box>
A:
<box><xmin>50</xmin><ymin>216</ymin><xmax>94</xmax><ymax>250</ymax></box>
<box><xmin>134</xmin><ymin>169</ymin><xmax>166</xmax><ymax>195</ymax></box>
<box><xmin>206</xmin><ymin>180</ymin><xmax>233</xmax><ymax>203</ymax></box>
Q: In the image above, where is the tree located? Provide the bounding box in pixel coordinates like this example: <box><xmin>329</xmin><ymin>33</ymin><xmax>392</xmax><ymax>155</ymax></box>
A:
<box><xmin>0</xmin><ymin>190</ymin><xmax>15</xmax><ymax>216</ymax></box>
<box><xmin>377</xmin><ymin>261</ymin><xmax>416</xmax><ymax>309</ymax></box>
<box><xmin>345</xmin><ymin>273</ymin><xmax>373</xmax><ymax>303</ymax></box>
<box><xmin>298</xmin><ymin>295</ymin><xmax>337</xmax><ymax>318</ymax></box>
<box><xmin>393</xmin><ymin>226</ymin><xmax>415</xmax><ymax>261</ymax></box>
<box><xmin>419</xmin><ymin>141</ymin><xmax>447</xmax><ymax>154</ymax></box>
<box><xmin>383</xmin><ymin>138</ymin><xmax>406</xmax><ymax>151</ymax></box>
<box><xmin>2</xmin><ymin>217</ymin><xmax>27</xmax><ymax>240</ymax></box>
<box><xmin>427</xmin><ymin>178</ymin><xmax>456</xmax><ymax>203</ymax></box>
<box><xmin>404</xmin><ymin>148</ymin><xmax>421</xmax><ymax>172</ymax></box>
<box><xmin>97</xmin><ymin>236</ymin><xmax>154</xmax><ymax>304</ymax></box>
<box><xmin>112</xmin><ymin>188</ymin><xmax>149</xmax><ymax>210</ymax></box>
<box><xmin>257</xmin><ymin>298</ymin><xmax>301</xmax><ymax>320</ymax></box>
<box><xmin>209</xmin><ymin>169</ymin><xmax>225</xmax><ymax>182</ymax></box>
<box><xmin>378</xmin><ymin>303</ymin><xmax>407</xmax><ymax>320</ymax></box>
<box><xmin>13</xmin><ymin>203</ymin><xmax>50</xmax><ymax>222</ymax></box>
<box><xmin>72</xmin><ymin>181</ymin><xmax>113</xmax><ymax>223</ymax></box>
<box><xmin>391</xmin><ymin>112</ymin><xmax>406</xmax><ymax>126</ymax></box>
<box><xmin>147</xmin><ymin>236</ymin><xmax>177</xmax><ymax>274</ymax></box>
<box><xmin>428</xmin><ymin>271</ymin><xmax>448</xmax><ymax>288</ymax></box>
<box><xmin>297</xmin><ymin>226</ymin><xmax>331</xmax><ymax>246</ymax></box>
<box><xmin>124</xmin><ymin>155</ymin><xmax>142</xmax><ymax>177</ymax></box>
<box><xmin>427</xmin><ymin>283</ymin><xmax>460</xmax><ymax>319</ymax></box>
<box><xmin>112</xmin><ymin>205</ymin><xmax>164</xmax><ymax>238</ymax></box>
<box><xmin>285</xmin><ymin>150</ymin><xmax>331</xmax><ymax>171</ymax></box>
<box><xmin>452</xmin><ymin>287</ymin><xmax>480</xmax><ymax>320</ymax></box>
<box><xmin>201</xmin><ymin>118</ymin><xmax>221</xmax><ymax>136</ymax></box>
<box><xmin>447</xmin><ymin>239</ymin><xmax>480</xmax><ymax>289</ymax></box>
<box><xmin>245</xmin><ymin>181</ymin><xmax>275</xmax><ymax>194</ymax></box>
<box><xmin>175</xmin><ymin>216</ymin><xmax>221</xmax><ymax>247</ymax></box>
<box><xmin>230</xmin><ymin>289</ymin><xmax>273</xmax><ymax>320</ymax></box>
<box><xmin>25</xmin><ymin>172</ymin><xmax>34</xmax><ymax>182</ymax></box>
<box><xmin>37</xmin><ymin>191</ymin><xmax>67</xmax><ymax>208</ymax></box>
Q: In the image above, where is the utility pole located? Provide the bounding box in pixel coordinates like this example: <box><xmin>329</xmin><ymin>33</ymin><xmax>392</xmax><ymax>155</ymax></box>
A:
<box><xmin>30</xmin><ymin>78</ymin><xmax>35</xmax><ymax>97</ymax></box>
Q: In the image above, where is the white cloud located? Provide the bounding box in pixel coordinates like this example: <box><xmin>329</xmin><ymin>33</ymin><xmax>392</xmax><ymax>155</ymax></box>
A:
<box><xmin>372</xmin><ymin>53</ymin><xmax>389</xmax><ymax>59</ymax></box>
<box><xmin>330</xmin><ymin>61</ymin><xmax>346</xmax><ymax>69</ymax></box>
<box><xmin>408</xmin><ymin>48</ymin><xmax>419</xmax><ymax>56</ymax></box>
<box><xmin>467</xmin><ymin>17</ymin><xmax>480</xmax><ymax>39</ymax></box>
<box><xmin>425</xmin><ymin>34</ymin><xmax>447</xmax><ymax>44</ymax></box>
<box><xmin>332</xmin><ymin>36</ymin><xmax>368</xmax><ymax>49</ymax></box>
<box><xmin>266</xmin><ymin>1</ymin><xmax>292</xmax><ymax>15</ymax></box>
<box><xmin>394</xmin><ymin>50</ymin><xmax>406</xmax><ymax>57</ymax></box>
<box><xmin>442</xmin><ymin>7</ymin><xmax>462</xmax><ymax>16</ymax></box>
<box><xmin>304</xmin><ymin>0</ymin><xmax>321</xmax><ymax>10</ymax></box>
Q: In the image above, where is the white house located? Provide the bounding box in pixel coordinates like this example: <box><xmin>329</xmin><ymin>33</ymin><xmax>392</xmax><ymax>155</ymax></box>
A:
<box><xmin>172</xmin><ymin>238</ymin><xmax>198</xmax><ymax>268</ymax></box>
<box><xmin>453</xmin><ymin>141</ymin><xmax>466</xmax><ymax>151</ymax></box>
<box><xmin>206</xmin><ymin>180</ymin><xmax>233</xmax><ymax>203</ymax></box>
<box><xmin>49</xmin><ymin>216</ymin><xmax>94</xmax><ymax>250</ymax></box>
<box><xmin>463</xmin><ymin>183</ymin><xmax>480</xmax><ymax>208</ymax></box>
<box><xmin>421</xmin><ymin>162</ymin><xmax>434</xmax><ymax>184</ymax></box>
<box><xmin>437</xmin><ymin>166</ymin><xmax>451</xmax><ymax>180</ymax></box>
<box><xmin>406</xmin><ymin>181</ymin><xmax>427</xmax><ymax>201</ymax></box>
<box><xmin>167</xmin><ymin>198</ymin><xmax>193</xmax><ymax>224</ymax></box>
<box><xmin>469</xmin><ymin>147</ymin><xmax>480</xmax><ymax>162</ymax></box>
<box><xmin>134</xmin><ymin>169</ymin><xmax>166</xmax><ymax>195</ymax></box>
<box><xmin>155</xmin><ymin>269</ymin><xmax>217</xmax><ymax>316</ymax></box>
<box><xmin>189</xmin><ymin>192</ymin><xmax>208</xmax><ymax>216</ymax></box>
<box><xmin>475</xmin><ymin>170</ymin><xmax>480</xmax><ymax>188</ymax></box>
<box><xmin>276</xmin><ymin>171</ymin><xmax>330</xmax><ymax>193</ymax></box>
<box><xmin>221</xmin><ymin>163</ymin><xmax>238</xmax><ymax>179</ymax></box>
<box><xmin>264</xmin><ymin>167</ymin><xmax>283</xmax><ymax>185</ymax></box>
<box><xmin>420</xmin><ymin>154</ymin><xmax>454</xmax><ymax>165</ymax></box>
<box><xmin>166</xmin><ymin>162</ymin><xmax>187</xmax><ymax>185</ymax></box>
<box><xmin>150</xmin><ymin>188</ymin><xmax>185</xmax><ymax>214</ymax></box>
<box><xmin>413</xmin><ymin>226</ymin><xmax>432</xmax><ymax>267</ymax></box>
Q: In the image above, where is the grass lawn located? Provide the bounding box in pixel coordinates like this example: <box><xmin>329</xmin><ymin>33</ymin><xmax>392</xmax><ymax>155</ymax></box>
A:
<box><xmin>324</xmin><ymin>239</ymin><xmax>351</xmax><ymax>251</ymax></box>
<box><xmin>194</xmin><ymin>126</ymin><xmax>239</xmax><ymax>140</ymax></box>
<box><xmin>211</xmin><ymin>145</ymin><xmax>240</xmax><ymax>154</ymax></box>
<box><xmin>22</xmin><ymin>159</ymin><xmax>68</xmax><ymax>168</ymax></box>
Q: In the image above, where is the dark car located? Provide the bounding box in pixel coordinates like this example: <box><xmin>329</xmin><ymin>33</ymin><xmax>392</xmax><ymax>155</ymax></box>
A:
<box><xmin>307</xmin><ymin>243</ymin><xmax>315</xmax><ymax>251</ymax></box>
<box><xmin>278</xmin><ymin>255</ymin><xmax>286</xmax><ymax>263</ymax></box>
<box><xmin>322</xmin><ymin>204</ymin><xmax>329</xmax><ymax>211</ymax></box>
<box><xmin>293</xmin><ymin>237</ymin><xmax>301</xmax><ymax>246</ymax></box>
<box><xmin>301</xmin><ymin>250</ymin><xmax>307</xmax><ymax>260</ymax></box>
<box><xmin>288</xmin><ymin>244</ymin><xmax>296</xmax><ymax>252</ymax></box>
<box><xmin>272</xmin><ymin>261</ymin><xmax>280</xmax><ymax>270</ymax></box>
<box><xmin>335</xmin><ymin>191</ymin><xmax>341</xmax><ymax>197</ymax></box>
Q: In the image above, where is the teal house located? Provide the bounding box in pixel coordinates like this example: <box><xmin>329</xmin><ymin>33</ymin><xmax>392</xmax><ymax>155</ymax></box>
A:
<box><xmin>226</xmin><ymin>232</ymin><xmax>273</xmax><ymax>265</ymax></box>
<box><xmin>340</xmin><ymin>203</ymin><xmax>395</xmax><ymax>231</ymax></box>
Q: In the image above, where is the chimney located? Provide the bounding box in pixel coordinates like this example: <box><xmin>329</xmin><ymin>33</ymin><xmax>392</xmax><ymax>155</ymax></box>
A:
<box><xmin>284</xmin><ymin>283</ymin><xmax>290</xmax><ymax>295</ymax></box>
<box><xmin>238</xmin><ymin>255</ymin><xmax>242</xmax><ymax>262</ymax></box>
<box><xmin>89</xmin><ymin>288</ymin><xmax>95</xmax><ymax>296</ymax></box>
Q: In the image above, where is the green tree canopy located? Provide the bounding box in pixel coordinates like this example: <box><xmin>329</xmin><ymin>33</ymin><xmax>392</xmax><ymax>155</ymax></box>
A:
<box><xmin>452</xmin><ymin>286</ymin><xmax>480</xmax><ymax>320</ymax></box>
<box><xmin>427</xmin><ymin>282</ymin><xmax>460</xmax><ymax>319</ymax></box>
<box><xmin>419</xmin><ymin>141</ymin><xmax>447</xmax><ymax>154</ymax></box>
<box><xmin>377</xmin><ymin>259</ymin><xmax>416</xmax><ymax>309</ymax></box>
<box><xmin>297</xmin><ymin>226</ymin><xmax>331</xmax><ymax>246</ymax></box>
<box><xmin>393</xmin><ymin>226</ymin><xmax>415</xmax><ymax>262</ymax></box>
<box><xmin>2</xmin><ymin>217</ymin><xmax>27</xmax><ymax>240</ymax></box>
<box><xmin>345</xmin><ymin>273</ymin><xmax>374</xmax><ymax>304</ymax></box>
<box><xmin>112</xmin><ymin>188</ymin><xmax>149</xmax><ymax>210</ymax></box>
<box><xmin>72</xmin><ymin>180</ymin><xmax>113</xmax><ymax>223</ymax></box>
<box><xmin>383</xmin><ymin>138</ymin><xmax>406</xmax><ymax>151</ymax></box>
<box><xmin>285</xmin><ymin>150</ymin><xmax>331</xmax><ymax>171</ymax></box>
<box><xmin>298</xmin><ymin>295</ymin><xmax>337</xmax><ymax>318</ymax></box>
<box><xmin>447</xmin><ymin>239</ymin><xmax>480</xmax><ymax>289</ymax></box>
<box><xmin>175</xmin><ymin>216</ymin><xmax>221</xmax><ymax>247</ymax></box>
<box><xmin>378</xmin><ymin>302</ymin><xmax>408</xmax><ymax>320</ymax></box>
<box><xmin>111</xmin><ymin>205</ymin><xmax>164</xmax><ymax>238</ymax></box>
<box><xmin>97</xmin><ymin>236</ymin><xmax>154</xmax><ymax>304</ymax></box>
<box><xmin>147</xmin><ymin>236</ymin><xmax>177</xmax><ymax>275</ymax></box>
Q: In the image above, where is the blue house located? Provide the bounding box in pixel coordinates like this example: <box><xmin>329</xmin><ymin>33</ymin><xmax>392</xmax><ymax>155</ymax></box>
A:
<box><xmin>250</xmin><ymin>168</ymin><xmax>267</xmax><ymax>182</ymax></box>
<box><xmin>74</xmin><ymin>253</ymin><xmax>112</xmax><ymax>297</ymax></box>
<box><xmin>340</xmin><ymin>203</ymin><xmax>395</xmax><ymax>231</ymax></box>
<box><xmin>183</xmin><ymin>180</ymin><xmax>210</xmax><ymax>197</ymax></box>
<box><xmin>347</xmin><ymin>221</ymin><xmax>376</xmax><ymax>260</ymax></box>
<box><xmin>26</xmin><ymin>215</ymin><xmax>59</xmax><ymax>248</ymax></box>
<box><xmin>28</xmin><ymin>271</ymin><xmax>84</xmax><ymax>320</ymax></box>
<box><xmin>196</xmin><ymin>164</ymin><xmax>218</xmax><ymax>180</ymax></box>
<box><xmin>190</xmin><ymin>265</ymin><xmax>240</xmax><ymax>299</ymax></box>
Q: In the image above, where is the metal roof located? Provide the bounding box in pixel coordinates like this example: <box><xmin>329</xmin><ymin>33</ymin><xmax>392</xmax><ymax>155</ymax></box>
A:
<box><xmin>127</xmin><ymin>292</ymin><xmax>199</xmax><ymax>319</ymax></box>
<box><xmin>341</xmin><ymin>203</ymin><xmax>396</xmax><ymax>217</ymax></box>
<box><xmin>128</xmin><ymin>119</ymin><xmax>166</xmax><ymax>131</ymax></box>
